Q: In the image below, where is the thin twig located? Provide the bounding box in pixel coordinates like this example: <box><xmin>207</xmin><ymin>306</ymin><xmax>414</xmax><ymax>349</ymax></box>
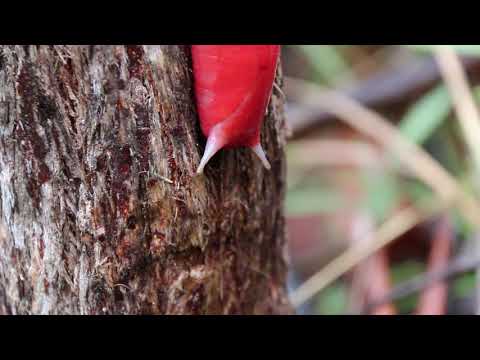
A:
<box><xmin>348</xmin><ymin>215</ymin><xmax>397</xmax><ymax>315</ymax></box>
<box><xmin>365</xmin><ymin>252</ymin><xmax>480</xmax><ymax>313</ymax></box>
<box><xmin>287</xmin><ymin>139</ymin><xmax>415</xmax><ymax>179</ymax></box>
<box><xmin>435</xmin><ymin>46</ymin><xmax>480</xmax><ymax>172</ymax></box>
<box><xmin>286</xmin><ymin>76</ymin><xmax>480</xmax><ymax>307</ymax></box>
<box><xmin>285</xmin><ymin>77</ymin><xmax>480</xmax><ymax>227</ymax></box>
<box><xmin>286</xmin><ymin>56</ymin><xmax>480</xmax><ymax>136</ymax></box>
<box><xmin>288</xmin><ymin>139</ymin><xmax>385</xmax><ymax>168</ymax></box>
<box><xmin>286</xmin><ymin>139</ymin><xmax>389</xmax><ymax>191</ymax></box>
<box><xmin>415</xmin><ymin>216</ymin><xmax>453</xmax><ymax>315</ymax></box>
<box><xmin>434</xmin><ymin>45</ymin><xmax>480</xmax><ymax>315</ymax></box>
<box><xmin>290</xmin><ymin>203</ymin><xmax>445</xmax><ymax>308</ymax></box>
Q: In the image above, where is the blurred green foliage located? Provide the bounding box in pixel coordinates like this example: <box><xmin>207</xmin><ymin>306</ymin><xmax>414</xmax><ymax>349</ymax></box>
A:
<box><xmin>286</xmin><ymin>45</ymin><xmax>480</xmax><ymax>315</ymax></box>
<box><xmin>314</xmin><ymin>282</ymin><xmax>348</xmax><ymax>315</ymax></box>
<box><xmin>453</xmin><ymin>272</ymin><xmax>476</xmax><ymax>298</ymax></box>
<box><xmin>297</xmin><ymin>45</ymin><xmax>352</xmax><ymax>85</ymax></box>
<box><xmin>286</xmin><ymin>186</ymin><xmax>346</xmax><ymax>216</ymax></box>
<box><xmin>362</xmin><ymin>171</ymin><xmax>399</xmax><ymax>223</ymax></box>
<box><xmin>391</xmin><ymin>261</ymin><xmax>425</xmax><ymax>313</ymax></box>
<box><xmin>406</xmin><ymin>45</ymin><xmax>480</xmax><ymax>57</ymax></box>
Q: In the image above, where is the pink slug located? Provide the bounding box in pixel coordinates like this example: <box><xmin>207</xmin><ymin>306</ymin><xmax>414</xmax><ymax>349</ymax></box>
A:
<box><xmin>191</xmin><ymin>45</ymin><xmax>281</xmax><ymax>174</ymax></box>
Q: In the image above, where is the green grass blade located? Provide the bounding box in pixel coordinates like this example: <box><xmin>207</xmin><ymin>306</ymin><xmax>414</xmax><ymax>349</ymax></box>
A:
<box><xmin>399</xmin><ymin>85</ymin><xmax>451</xmax><ymax>144</ymax></box>
<box><xmin>298</xmin><ymin>45</ymin><xmax>352</xmax><ymax>85</ymax></box>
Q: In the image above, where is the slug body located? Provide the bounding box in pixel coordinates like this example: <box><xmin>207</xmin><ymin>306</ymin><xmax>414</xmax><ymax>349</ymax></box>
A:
<box><xmin>191</xmin><ymin>45</ymin><xmax>281</xmax><ymax>174</ymax></box>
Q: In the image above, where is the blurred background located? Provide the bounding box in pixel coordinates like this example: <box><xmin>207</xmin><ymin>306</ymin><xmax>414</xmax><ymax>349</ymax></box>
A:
<box><xmin>282</xmin><ymin>45</ymin><xmax>480</xmax><ymax>315</ymax></box>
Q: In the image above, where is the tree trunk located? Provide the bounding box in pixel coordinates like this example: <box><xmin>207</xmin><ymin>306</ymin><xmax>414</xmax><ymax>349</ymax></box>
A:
<box><xmin>0</xmin><ymin>45</ymin><xmax>291</xmax><ymax>315</ymax></box>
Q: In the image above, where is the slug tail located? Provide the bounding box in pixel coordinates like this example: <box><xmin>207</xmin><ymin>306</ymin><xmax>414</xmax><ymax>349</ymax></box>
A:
<box><xmin>196</xmin><ymin>131</ymin><xmax>225</xmax><ymax>174</ymax></box>
<box><xmin>251</xmin><ymin>143</ymin><xmax>271</xmax><ymax>170</ymax></box>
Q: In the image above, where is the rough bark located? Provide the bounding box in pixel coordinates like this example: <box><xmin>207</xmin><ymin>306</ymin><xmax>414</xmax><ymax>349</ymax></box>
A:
<box><xmin>0</xmin><ymin>45</ymin><xmax>291</xmax><ymax>315</ymax></box>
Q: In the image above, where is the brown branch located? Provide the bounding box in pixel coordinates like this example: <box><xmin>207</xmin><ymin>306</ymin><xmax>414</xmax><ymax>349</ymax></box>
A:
<box><xmin>347</xmin><ymin>215</ymin><xmax>397</xmax><ymax>315</ymax></box>
<box><xmin>415</xmin><ymin>216</ymin><xmax>453</xmax><ymax>315</ymax></box>
<box><xmin>365</xmin><ymin>252</ymin><xmax>480</xmax><ymax>313</ymax></box>
<box><xmin>286</xmin><ymin>56</ymin><xmax>480</xmax><ymax>137</ymax></box>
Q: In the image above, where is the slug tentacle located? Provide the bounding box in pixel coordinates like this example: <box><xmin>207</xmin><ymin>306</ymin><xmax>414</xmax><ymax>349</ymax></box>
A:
<box><xmin>196</xmin><ymin>124</ymin><xmax>226</xmax><ymax>174</ymax></box>
<box><xmin>251</xmin><ymin>143</ymin><xmax>271</xmax><ymax>170</ymax></box>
